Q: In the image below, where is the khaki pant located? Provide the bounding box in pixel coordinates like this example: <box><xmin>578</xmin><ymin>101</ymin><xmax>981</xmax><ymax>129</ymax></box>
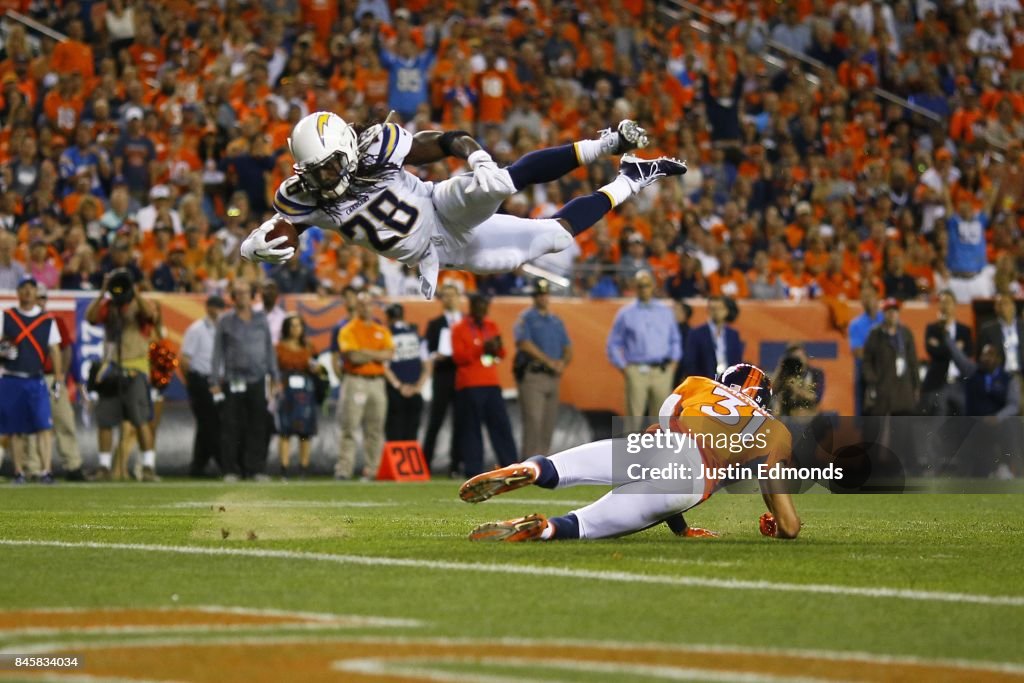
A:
<box><xmin>337</xmin><ymin>374</ymin><xmax>387</xmax><ymax>478</ymax></box>
<box><xmin>624</xmin><ymin>364</ymin><xmax>674</xmax><ymax>420</ymax></box>
<box><xmin>518</xmin><ymin>370</ymin><xmax>560</xmax><ymax>458</ymax></box>
<box><xmin>21</xmin><ymin>374</ymin><xmax>82</xmax><ymax>475</ymax></box>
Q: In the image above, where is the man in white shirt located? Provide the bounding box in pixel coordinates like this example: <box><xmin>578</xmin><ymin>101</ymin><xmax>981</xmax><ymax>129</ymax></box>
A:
<box><xmin>135</xmin><ymin>184</ymin><xmax>182</xmax><ymax>235</ymax></box>
<box><xmin>422</xmin><ymin>283</ymin><xmax>464</xmax><ymax>475</ymax></box>
<box><xmin>180</xmin><ymin>294</ymin><xmax>225</xmax><ymax>476</ymax></box>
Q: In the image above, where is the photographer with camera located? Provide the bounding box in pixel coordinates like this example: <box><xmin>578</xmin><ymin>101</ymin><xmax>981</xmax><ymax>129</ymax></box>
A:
<box><xmin>452</xmin><ymin>293</ymin><xmax>517</xmax><ymax>478</ymax></box>
<box><xmin>771</xmin><ymin>342</ymin><xmax>825</xmax><ymax>417</ymax></box>
<box><xmin>0</xmin><ymin>276</ymin><xmax>63</xmax><ymax>484</ymax></box>
<box><xmin>85</xmin><ymin>268</ymin><xmax>160</xmax><ymax>481</ymax></box>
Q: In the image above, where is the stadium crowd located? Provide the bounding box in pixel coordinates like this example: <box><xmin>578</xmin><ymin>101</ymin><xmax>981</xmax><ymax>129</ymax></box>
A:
<box><xmin>3</xmin><ymin>0</ymin><xmax>1024</xmax><ymax>481</ymax></box>
<box><xmin>0</xmin><ymin>0</ymin><xmax>1023</xmax><ymax>300</ymax></box>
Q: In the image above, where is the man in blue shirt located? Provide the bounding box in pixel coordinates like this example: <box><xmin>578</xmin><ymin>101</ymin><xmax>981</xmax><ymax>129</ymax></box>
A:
<box><xmin>383</xmin><ymin>303</ymin><xmax>431</xmax><ymax>442</ymax></box>
<box><xmin>379</xmin><ymin>37</ymin><xmax>435</xmax><ymax>121</ymax></box>
<box><xmin>606</xmin><ymin>270</ymin><xmax>681</xmax><ymax>419</ymax></box>
<box><xmin>514</xmin><ymin>280</ymin><xmax>572</xmax><ymax>458</ymax></box>
<box><xmin>945</xmin><ymin>186</ymin><xmax>995</xmax><ymax>303</ymax></box>
<box><xmin>848</xmin><ymin>285</ymin><xmax>883</xmax><ymax>416</ymax></box>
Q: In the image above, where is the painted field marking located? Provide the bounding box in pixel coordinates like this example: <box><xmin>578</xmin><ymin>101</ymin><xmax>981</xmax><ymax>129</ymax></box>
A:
<box><xmin>8</xmin><ymin>631</ymin><xmax>1024</xmax><ymax>681</ymax></box>
<box><xmin>2</xmin><ymin>538</ymin><xmax>1023</xmax><ymax>608</ymax></box>
<box><xmin>334</xmin><ymin>655</ymin><xmax>840</xmax><ymax>683</ymax></box>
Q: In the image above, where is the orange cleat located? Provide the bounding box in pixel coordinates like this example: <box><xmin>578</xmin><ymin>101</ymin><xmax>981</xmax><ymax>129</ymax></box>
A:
<box><xmin>469</xmin><ymin>513</ymin><xmax>550</xmax><ymax>542</ymax></box>
<box><xmin>459</xmin><ymin>463</ymin><xmax>538</xmax><ymax>503</ymax></box>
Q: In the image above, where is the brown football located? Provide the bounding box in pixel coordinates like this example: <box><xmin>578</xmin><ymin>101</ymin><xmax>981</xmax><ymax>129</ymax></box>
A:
<box><xmin>266</xmin><ymin>217</ymin><xmax>299</xmax><ymax>251</ymax></box>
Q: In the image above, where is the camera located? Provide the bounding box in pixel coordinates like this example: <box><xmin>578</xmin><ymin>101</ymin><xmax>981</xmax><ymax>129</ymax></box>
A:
<box><xmin>107</xmin><ymin>268</ymin><xmax>136</xmax><ymax>305</ymax></box>
<box><xmin>780</xmin><ymin>356</ymin><xmax>805</xmax><ymax>379</ymax></box>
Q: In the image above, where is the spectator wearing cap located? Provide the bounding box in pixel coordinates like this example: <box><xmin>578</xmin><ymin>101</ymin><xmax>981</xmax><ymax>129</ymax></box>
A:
<box><xmin>0</xmin><ymin>276</ymin><xmax>63</xmax><ymax>484</ymax></box>
<box><xmin>336</xmin><ymin>292</ymin><xmax>394</xmax><ymax>480</ymax></box>
<box><xmin>99</xmin><ymin>236</ymin><xmax>144</xmax><ymax>284</ymax></box>
<box><xmin>136</xmin><ymin>185</ymin><xmax>182</xmax><ymax>235</ymax></box>
<box><xmin>607</xmin><ymin>271</ymin><xmax>682</xmax><ymax>418</ymax></box>
<box><xmin>211</xmin><ymin>281</ymin><xmax>280</xmax><ymax>482</ymax></box>
<box><xmin>863</xmin><ymin>298</ymin><xmax>919</xmax><ymax>417</ymax></box>
<box><xmin>452</xmin><ymin>292</ymin><xmax>517</xmax><ymax>477</ymax></box>
<box><xmin>684</xmin><ymin>295</ymin><xmax>744</xmax><ymax>381</ymax></box>
<box><xmin>113</xmin><ymin>107</ymin><xmax>156</xmax><ymax>200</ymax></box>
<box><xmin>0</xmin><ymin>232</ymin><xmax>26</xmax><ymax>290</ymax></box>
<box><xmin>181</xmin><ymin>294</ymin><xmax>225</xmax><ymax>477</ymax></box>
<box><xmin>383</xmin><ymin>302</ymin><xmax>431</xmax><ymax>443</ymax></box>
<box><xmin>513</xmin><ymin>280</ymin><xmax>572</xmax><ymax>458</ymax></box>
<box><xmin>21</xmin><ymin>285</ymin><xmax>84</xmax><ymax>480</ymax></box>
<box><xmin>422</xmin><ymin>283</ymin><xmax>464</xmax><ymax>474</ymax></box>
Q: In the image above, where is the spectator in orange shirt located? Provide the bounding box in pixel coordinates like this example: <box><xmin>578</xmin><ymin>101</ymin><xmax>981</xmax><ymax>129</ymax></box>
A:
<box><xmin>707</xmin><ymin>248</ymin><xmax>750</xmax><ymax>299</ymax></box>
<box><xmin>452</xmin><ymin>293</ymin><xmax>517</xmax><ymax>477</ymax></box>
<box><xmin>646</xmin><ymin>235</ymin><xmax>680</xmax><ymax>289</ymax></box>
<box><xmin>43</xmin><ymin>73</ymin><xmax>85</xmax><ymax>134</ymax></box>
<box><xmin>336</xmin><ymin>292</ymin><xmax>394</xmax><ymax>480</ymax></box>
<box><xmin>779</xmin><ymin>251</ymin><xmax>818</xmax><ymax>301</ymax></box>
<box><xmin>785</xmin><ymin>201</ymin><xmax>813</xmax><ymax>250</ymax></box>
<box><xmin>475</xmin><ymin>53</ymin><xmax>519</xmax><ymax>126</ymax></box>
<box><xmin>51</xmin><ymin>20</ymin><xmax>94</xmax><ymax>79</ymax></box>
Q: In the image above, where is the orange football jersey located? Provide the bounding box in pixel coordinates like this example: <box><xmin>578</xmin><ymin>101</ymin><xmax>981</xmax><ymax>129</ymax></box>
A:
<box><xmin>658</xmin><ymin>376</ymin><xmax>792</xmax><ymax>488</ymax></box>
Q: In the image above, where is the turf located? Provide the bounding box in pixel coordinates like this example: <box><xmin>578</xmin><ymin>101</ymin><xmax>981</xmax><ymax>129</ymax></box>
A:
<box><xmin>1</xmin><ymin>480</ymin><xmax>1023</xmax><ymax>680</ymax></box>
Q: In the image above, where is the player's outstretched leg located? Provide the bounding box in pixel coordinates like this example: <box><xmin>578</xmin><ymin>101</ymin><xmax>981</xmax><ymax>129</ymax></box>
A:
<box><xmin>504</xmin><ymin>120</ymin><xmax>649</xmax><ymax>191</ymax></box>
<box><xmin>459</xmin><ymin>439</ymin><xmax>617</xmax><ymax>503</ymax></box>
<box><xmin>552</xmin><ymin>155</ymin><xmax>688</xmax><ymax>237</ymax></box>
<box><xmin>468</xmin><ymin>484</ymin><xmax>703</xmax><ymax>542</ymax></box>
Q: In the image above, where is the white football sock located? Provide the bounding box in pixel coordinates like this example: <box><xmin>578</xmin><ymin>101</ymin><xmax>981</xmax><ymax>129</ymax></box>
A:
<box><xmin>573</xmin><ymin>139</ymin><xmax>607</xmax><ymax>165</ymax></box>
<box><xmin>98</xmin><ymin>452</ymin><xmax>112</xmax><ymax>469</ymax></box>
<box><xmin>142</xmin><ymin>450</ymin><xmax>156</xmax><ymax>469</ymax></box>
<box><xmin>598</xmin><ymin>176</ymin><xmax>632</xmax><ymax>208</ymax></box>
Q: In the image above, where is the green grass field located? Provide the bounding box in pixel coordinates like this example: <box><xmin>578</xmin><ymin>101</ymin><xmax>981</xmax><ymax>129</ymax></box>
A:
<box><xmin>1</xmin><ymin>481</ymin><xmax>1023</xmax><ymax>682</ymax></box>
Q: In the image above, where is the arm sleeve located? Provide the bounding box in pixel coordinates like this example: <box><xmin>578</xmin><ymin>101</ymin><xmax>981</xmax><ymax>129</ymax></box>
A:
<box><xmin>273</xmin><ymin>176</ymin><xmax>318</xmax><ymax>220</ymax></box>
<box><xmin>362</xmin><ymin>123</ymin><xmax>414</xmax><ymax>168</ymax></box>
<box><xmin>667</xmin><ymin>313</ymin><xmax>682</xmax><ymax>362</ymax></box>
<box><xmin>997</xmin><ymin>375</ymin><xmax>1022</xmax><ymax>419</ymax></box>
<box><xmin>337</xmin><ymin>324</ymin><xmax>355</xmax><ymax>353</ymax></box>
<box><xmin>211</xmin><ymin>320</ymin><xmax>224</xmax><ymax>384</ymax></box>
<box><xmin>451</xmin><ymin>323</ymin><xmax>475</xmax><ymax>366</ymax></box>
<box><xmin>181</xmin><ymin>325</ymin><xmax>198</xmax><ymax>361</ymax></box>
<box><xmin>513</xmin><ymin>313</ymin><xmax>528</xmax><ymax>344</ymax></box>
<box><xmin>47</xmin><ymin>318</ymin><xmax>62</xmax><ymax>346</ymax></box>
<box><xmin>605</xmin><ymin>311</ymin><xmax>627</xmax><ymax>370</ymax></box>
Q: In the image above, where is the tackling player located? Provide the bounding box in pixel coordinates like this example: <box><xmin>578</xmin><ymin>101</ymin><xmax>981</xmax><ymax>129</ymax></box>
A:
<box><xmin>459</xmin><ymin>363</ymin><xmax>801</xmax><ymax>542</ymax></box>
<box><xmin>240</xmin><ymin>111</ymin><xmax>687</xmax><ymax>298</ymax></box>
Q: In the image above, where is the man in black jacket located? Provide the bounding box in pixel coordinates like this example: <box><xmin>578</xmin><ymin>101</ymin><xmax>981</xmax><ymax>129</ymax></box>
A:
<box><xmin>422</xmin><ymin>283</ymin><xmax>463</xmax><ymax>476</ymax></box>
<box><xmin>921</xmin><ymin>290</ymin><xmax>973</xmax><ymax>417</ymax></box>
<box><xmin>977</xmin><ymin>293</ymin><xmax>1023</xmax><ymax>379</ymax></box>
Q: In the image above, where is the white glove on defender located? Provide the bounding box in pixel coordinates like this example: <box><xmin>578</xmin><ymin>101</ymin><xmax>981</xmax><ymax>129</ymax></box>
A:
<box><xmin>465</xmin><ymin>150</ymin><xmax>516</xmax><ymax>195</ymax></box>
<box><xmin>240</xmin><ymin>221</ymin><xmax>296</xmax><ymax>264</ymax></box>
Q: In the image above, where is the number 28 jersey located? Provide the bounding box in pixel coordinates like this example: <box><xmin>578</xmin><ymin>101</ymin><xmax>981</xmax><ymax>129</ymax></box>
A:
<box><xmin>658</xmin><ymin>376</ymin><xmax>792</xmax><ymax>484</ymax></box>
<box><xmin>272</xmin><ymin>123</ymin><xmax>436</xmax><ymax>265</ymax></box>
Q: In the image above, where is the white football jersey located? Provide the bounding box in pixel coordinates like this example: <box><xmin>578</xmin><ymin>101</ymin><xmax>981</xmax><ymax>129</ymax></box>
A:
<box><xmin>272</xmin><ymin>123</ymin><xmax>438</xmax><ymax>265</ymax></box>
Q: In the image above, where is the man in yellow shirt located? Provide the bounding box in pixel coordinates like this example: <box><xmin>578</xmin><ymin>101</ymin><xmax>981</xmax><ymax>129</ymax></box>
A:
<box><xmin>337</xmin><ymin>293</ymin><xmax>394</xmax><ymax>480</ymax></box>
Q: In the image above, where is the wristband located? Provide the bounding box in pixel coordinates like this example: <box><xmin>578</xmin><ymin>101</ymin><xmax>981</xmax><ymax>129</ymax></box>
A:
<box><xmin>439</xmin><ymin>130</ymin><xmax>472</xmax><ymax>156</ymax></box>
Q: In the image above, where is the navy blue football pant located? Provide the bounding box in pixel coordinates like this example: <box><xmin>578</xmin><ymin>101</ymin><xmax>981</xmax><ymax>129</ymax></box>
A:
<box><xmin>455</xmin><ymin>385</ymin><xmax>517</xmax><ymax>477</ymax></box>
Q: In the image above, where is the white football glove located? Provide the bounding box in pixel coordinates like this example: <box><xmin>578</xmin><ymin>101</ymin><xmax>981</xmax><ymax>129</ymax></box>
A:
<box><xmin>240</xmin><ymin>220</ymin><xmax>295</xmax><ymax>264</ymax></box>
<box><xmin>465</xmin><ymin>150</ymin><xmax>516</xmax><ymax>195</ymax></box>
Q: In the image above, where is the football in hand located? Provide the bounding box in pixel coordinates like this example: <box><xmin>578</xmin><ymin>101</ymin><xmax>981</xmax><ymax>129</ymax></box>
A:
<box><xmin>266</xmin><ymin>217</ymin><xmax>299</xmax><ymax>252</ymax></box>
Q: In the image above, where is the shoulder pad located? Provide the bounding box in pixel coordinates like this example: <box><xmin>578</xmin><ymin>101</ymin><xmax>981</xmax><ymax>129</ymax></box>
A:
<box><xmin>273</xmin><ymin>177</ymin><xmax>317</xmax><ymax>218</ymax></box>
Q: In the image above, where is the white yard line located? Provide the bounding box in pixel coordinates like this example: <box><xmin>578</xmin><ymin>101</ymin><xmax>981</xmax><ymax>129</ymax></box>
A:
<box><xmin>2</xmin><ymin>538</ymin><xmax>1023</xmax><ymax>608</ymax></box>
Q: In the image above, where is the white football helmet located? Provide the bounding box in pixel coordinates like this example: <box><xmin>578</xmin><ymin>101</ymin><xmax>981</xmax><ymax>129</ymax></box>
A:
<box><xmin>288</xmin><ymin>111</ymin><xmax>359</xmax><ymax>199</ymax></box>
